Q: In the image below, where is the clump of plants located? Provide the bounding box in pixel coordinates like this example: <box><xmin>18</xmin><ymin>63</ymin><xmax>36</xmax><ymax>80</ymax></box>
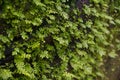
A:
<box><xmin>0</xmin><ymin>0</ymin><xmax>119</xmax><ymax>80</ymax></box>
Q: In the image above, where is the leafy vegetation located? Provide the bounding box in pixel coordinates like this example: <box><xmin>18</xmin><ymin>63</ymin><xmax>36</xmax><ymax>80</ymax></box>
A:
<box><xmin>0</xmin><ymin>0</ymin><xmax>119</xmax><ymax>80</ymax></box>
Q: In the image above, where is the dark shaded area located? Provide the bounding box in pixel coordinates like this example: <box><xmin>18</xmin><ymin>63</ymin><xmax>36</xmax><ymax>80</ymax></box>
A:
<box><xmin>0</xmin><ymin>45</ymin><xmax>14</xmax><ymax>65</ymax></box>
<box><xmin>76</xmin><ymin>0</ymin><xmax>89</xmax><ymax>10</ymax></box>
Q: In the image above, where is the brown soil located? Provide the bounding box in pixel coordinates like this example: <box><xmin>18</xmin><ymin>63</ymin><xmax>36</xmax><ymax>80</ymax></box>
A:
<box><xmin>103</xmin><ymin>53</ymin><xmax>120</xmax><ymax>80</ymax></box>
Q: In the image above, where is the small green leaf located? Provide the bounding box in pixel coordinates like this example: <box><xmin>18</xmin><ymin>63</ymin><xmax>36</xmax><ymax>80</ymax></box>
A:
<box><xmin>48</xmin><ymin>15</ymin><xmax>55</xmax><ymax>20</ymax></box>
<box><xmin>108</xmin><ymin>50</ymin><xmax>118</xmax><ymax>58</ymax></box>
<box><xmin>61</xmin><ymin>12</ymin><xmax>69</xmax><ymax>19</ymax></box>
<box><xmin>21</xmin><ymin>32</ymin><xmax>28</xmax><ymax>40</ymax></box>
<box><xmin>0</xmin><ymin>35</ymin><xmax>9</xmax><ymax>43</ymax></box>
<box><xmin>31</xmin><ymin>42</ymin><xmax>40</xmax><ymax>49</ymax></box>
<box><xmin>56</xmin><ymin>5</ymin><xmax>62</xmax><ymax>11</ymax></box>
<box><xmin>76</xmin><ymin>43</ymin><xmax>82</xmax><ymax>48</ymax></box>
<box><xmin>115</xmin><ymin>19</ymin><xmax>120</xmax><ymax>24</ymax></box>
<box><xmin>0</xmin><ymin>69</ymin><xmax>12</xmax><ymax>79</ymax></box>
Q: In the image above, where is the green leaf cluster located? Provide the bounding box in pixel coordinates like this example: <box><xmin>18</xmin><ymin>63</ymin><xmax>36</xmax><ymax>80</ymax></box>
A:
<box><xmin>0</xmin><ymin>0</ymin><xmax>119</xmax><ymax>80</ymax></box>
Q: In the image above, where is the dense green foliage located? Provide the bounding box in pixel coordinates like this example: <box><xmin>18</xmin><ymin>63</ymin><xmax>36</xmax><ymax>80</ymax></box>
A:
<box><xmin>0</xmin><ymin>0</ymin><xmax>120</xmax><ymax>80</ymax></box>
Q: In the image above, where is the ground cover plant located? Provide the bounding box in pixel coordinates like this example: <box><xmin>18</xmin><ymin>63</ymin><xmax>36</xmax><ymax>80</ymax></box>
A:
<box><xmin>0</xmin><ymin>0</ymin><xmax>120</xmax><ymax>80</ymax></box>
